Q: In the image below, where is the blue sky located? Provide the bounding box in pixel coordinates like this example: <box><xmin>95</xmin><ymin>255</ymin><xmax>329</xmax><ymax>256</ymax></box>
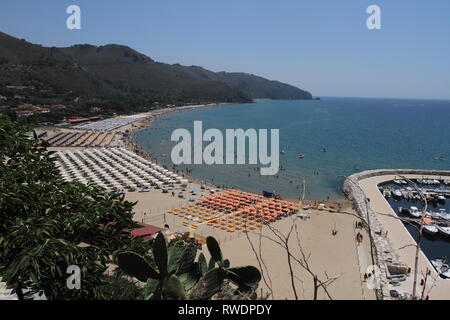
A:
<box><xmin>1</xmin><ymin>0</ymin><xmax>449</xmax><ymax>99</ymax></box>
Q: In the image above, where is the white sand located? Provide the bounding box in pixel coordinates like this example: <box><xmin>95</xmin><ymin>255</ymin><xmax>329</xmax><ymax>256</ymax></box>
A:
<box><xmin>129</xmin><ymin>190</ymin><xmax>376</xmax><ymax>300</ymax></box>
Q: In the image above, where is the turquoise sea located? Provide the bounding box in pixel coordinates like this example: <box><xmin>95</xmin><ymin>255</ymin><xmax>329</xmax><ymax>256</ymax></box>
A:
<box><xmin>132</xmin><ymin>98</ymin><xmax>450</xmax><ymax>200</ymax></box>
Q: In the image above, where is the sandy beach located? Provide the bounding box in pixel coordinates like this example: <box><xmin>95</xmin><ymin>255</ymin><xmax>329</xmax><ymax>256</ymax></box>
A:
<box><xmin>128</xmin><ymin>188</ymin><xmax>376</xmax><ymax>299</ymax></box>
<box><xmin>123</xmin><ymin>107</ymin><xmax>376</xmax><ymax>299</ymax></box>
<box><xmin>37</xmin><ymin>105</ymin><xmax>377</xmax><ymax>300</ymax></box>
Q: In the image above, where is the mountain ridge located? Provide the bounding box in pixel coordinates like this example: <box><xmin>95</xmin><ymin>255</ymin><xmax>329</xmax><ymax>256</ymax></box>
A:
<box><xmin>0</xmin><ymin>31</ymin><xmax>312</xmax><ymax>105</ymax></box>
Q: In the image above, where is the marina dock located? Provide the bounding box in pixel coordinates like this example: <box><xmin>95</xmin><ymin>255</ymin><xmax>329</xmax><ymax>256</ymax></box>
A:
<box><xmin>344</xmin><ymin>169</ymin><xmax>450</xmax><ymax>300</ymax></box>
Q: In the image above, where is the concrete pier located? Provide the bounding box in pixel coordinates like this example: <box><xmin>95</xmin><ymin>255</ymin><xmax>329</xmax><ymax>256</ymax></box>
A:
<box><xmin>344</xmin><ymin>169</ymin><xmax>450</xmax><ymax>300</ymax></box>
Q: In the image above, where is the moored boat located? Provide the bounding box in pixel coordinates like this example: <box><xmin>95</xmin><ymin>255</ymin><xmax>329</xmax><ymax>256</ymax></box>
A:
<box><xmin>420</xmin><ymin>216</ymin><xmax>438</xmax><ymax>235</ymax></box>
<box><xmin>431</xmin><ymin>259</ymin><xmax>450</xmax><ymax>279</ymax></box>
<box><xmin>409</xmin><ymin>206</ymin><xmax>422</xmax><ymax>218</ymax></box>
<box><xmin>437</xmin><ymin>225</ymin><xmax>450</xmax><ymax>237</ymax></box>
<box><xmin>423</xmin><ymin>224</ymin><xmax>439</xmax><ymax>235</ymax></box>
<box><xmin>393</xmin><ymin>189</ymin><xmax>402</xmax><ymax>198</ymax></box>
<box><xmin>438</xmin><ymin>209</ymin><xmax>450</xmax><ymax>220</ymax></box>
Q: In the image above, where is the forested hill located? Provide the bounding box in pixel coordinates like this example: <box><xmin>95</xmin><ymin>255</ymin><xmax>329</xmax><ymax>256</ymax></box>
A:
<box><xmin>0</xmin><ymin>31</ymin><xmax>312</xmax><ymax>104</ymax></box>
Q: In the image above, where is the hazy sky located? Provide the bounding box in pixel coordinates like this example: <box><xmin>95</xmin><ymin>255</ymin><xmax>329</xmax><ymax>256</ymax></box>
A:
<box><xmin>1</xmin><ymin>0</ymin><xmax>449</xmax><ymax>99</ymax></box>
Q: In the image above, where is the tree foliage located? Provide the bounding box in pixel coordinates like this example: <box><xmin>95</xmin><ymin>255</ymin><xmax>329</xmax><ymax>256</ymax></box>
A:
<box><xmin>0</xmin><ymin>116</ymin><xmax>145</xmax><ymax>299</ymax></box>
<box><xmin>0</xmin><ymin>116</ymin><xmax>262</xmax><ymax>300</ymax></box>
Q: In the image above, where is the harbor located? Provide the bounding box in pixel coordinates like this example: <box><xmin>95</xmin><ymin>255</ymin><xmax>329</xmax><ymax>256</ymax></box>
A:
<box><xmin>344</xmin><ymin>170</ymin><xmax>450</xmax><ymax>300</ymax></box>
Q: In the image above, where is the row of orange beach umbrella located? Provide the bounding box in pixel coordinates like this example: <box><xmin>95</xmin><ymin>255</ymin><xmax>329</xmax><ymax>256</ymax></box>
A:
<box><xmin>200</xmin><ymin>189</ymin><xmax>299</xmax><ymax>211</ymax></box>
<box><xmin>168</xmin><ymin>189</ymin><xmax>300</xmax><ymax>233</ymax></box>
<box><xmin>168</xmin><ymin>205</ymin><xmax>262</xmax><ymax>232</ymax></box>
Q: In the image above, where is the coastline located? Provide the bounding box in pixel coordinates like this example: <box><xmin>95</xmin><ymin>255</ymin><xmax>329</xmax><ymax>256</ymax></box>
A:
<box><xmin>38</xmin><ymin>103</ymin><xmax>376</xmax><ymax>300</ymax></box>
<box><xmin>123</xmin><ymin>102</ymin><xmax>236</xmax><ymax>190</ymax></box>
<box><xmin>124</xmin><ymin>103</ymin><xmax>347</xmax><ymax>203</ymax></box>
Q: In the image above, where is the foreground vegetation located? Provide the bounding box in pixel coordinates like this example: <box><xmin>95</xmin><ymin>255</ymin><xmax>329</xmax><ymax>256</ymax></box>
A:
<box><xmin>0</xmin><ymin>116</ymin><xmax>261</xmax><ymax>300</ymax></box>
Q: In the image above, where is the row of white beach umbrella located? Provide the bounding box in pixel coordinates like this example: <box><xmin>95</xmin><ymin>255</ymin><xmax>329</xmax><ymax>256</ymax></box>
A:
<box><xmin>72</xmin><ymin>117</ymin><xmax>140</xmax><ymax>131</ymax></box>
<box><xmin>55</xmin><ymin>148</ymin><xmax>188</xmax><ymax>189</ymax></box>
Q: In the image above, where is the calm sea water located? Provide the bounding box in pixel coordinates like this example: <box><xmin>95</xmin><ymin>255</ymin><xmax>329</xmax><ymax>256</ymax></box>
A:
<box><xmin>132</xmin><ymin>97</ymin><xmax>450</xmax><ymax>200</ymax></box>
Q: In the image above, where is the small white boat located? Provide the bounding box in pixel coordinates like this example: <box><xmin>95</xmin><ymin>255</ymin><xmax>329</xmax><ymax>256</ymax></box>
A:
<box><xmin>431</xmin><ymin>259</ymin><xmax>450</xmax><ymax>279</ymax></box>
<box><xmin>393</xmin><ymin>179</ymin><xmax>402</xmax><ymax>185</ymax></box>
<box><xmin>438</xmin><ymin>209</ymin><xmax>450</xmax><ymax>220</ymax></box>
<box><xmin>437</xmin><ymin>225</ymin><xmax>450</xmax><ymax>237</ymax></box>
<box><xmin>423</xmin><ymin>224</ymin><xmax>438</xmax><ymax>235</ymax></box>
<box><xmin>438</xmin><ymin>195</ymin><xmax>446</xmax><ymax>203</ymax></box>
<box><xmin>383</xmin><ymin>189</ymin><xmax>392</xmax><ymax>198</ymax></box>
<box><xmin>409</xmin><ymin>206</ymin><xmax>422</xmax><ymax>218</ymax></box>
<box><xmin>401</xmin><ymin>190</ymin><xmax>409</xmax><ymax>199</ymax></box>
<box><xmin>393</xmin><ymin>190</ymin><xmax>402</xmax><ymax>198</ymax></box>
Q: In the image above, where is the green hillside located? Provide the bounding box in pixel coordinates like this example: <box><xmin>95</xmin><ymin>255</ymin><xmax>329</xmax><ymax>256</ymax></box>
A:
<box><xmin>0</xmin><ymin>31</ymin><xmax>312</xmax><ymax>106</ymax></box>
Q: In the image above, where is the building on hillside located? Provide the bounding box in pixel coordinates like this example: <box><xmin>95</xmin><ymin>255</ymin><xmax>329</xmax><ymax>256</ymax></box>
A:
<box><xmin>130</xmin><ymin>223</ymin><xmax>164</xmax><ymax>241</ymax></box>
<box><xmin>68</xmin><ymin>116</ymin><xmax>101</xmax><ymax>124</ymax></box>
<box><xmin>33</xmin><ymin>107</ymin><xmax>50</xmax><ymax>114</ymax></box>
<box><xmin>17</xmin><ymin>104</ymin><xmax>33</xmax><ymax>109</ymax></box>
<box><xmin>15</xmin><ymin>110</ymin><xmax>33</xmax><ymax>117</ymax></box>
